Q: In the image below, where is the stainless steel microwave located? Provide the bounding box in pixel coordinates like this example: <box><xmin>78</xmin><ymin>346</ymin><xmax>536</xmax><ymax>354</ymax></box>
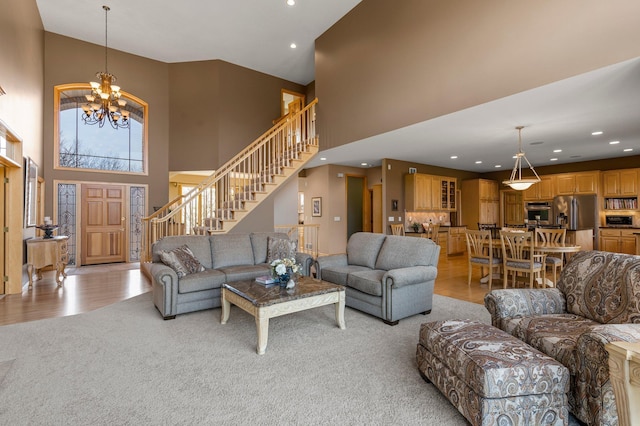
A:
<box><xmin>524</xmin><ymin>201</ymin><xmax>551</xmax><ymax>223</ymax></box>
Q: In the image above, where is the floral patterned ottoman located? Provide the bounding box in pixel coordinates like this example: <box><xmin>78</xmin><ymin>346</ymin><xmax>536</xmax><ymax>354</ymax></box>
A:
<box><xmin>417</xmin><ymin>319</ymin><xmax>570</xmax><ymax>426</ymax></box>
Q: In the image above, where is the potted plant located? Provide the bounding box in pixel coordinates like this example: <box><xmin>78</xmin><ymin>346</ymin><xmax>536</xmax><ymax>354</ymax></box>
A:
<box><xmin>411</xmin><ymin>222</ymin><xmax>421</xmax><ymax>233</ymax></box>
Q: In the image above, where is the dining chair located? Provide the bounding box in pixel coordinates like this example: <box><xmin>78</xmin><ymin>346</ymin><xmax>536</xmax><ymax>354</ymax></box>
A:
<box><xmin>500</xmin><ymin>230</ymin><xmax>546</xmax><ymax>289</ymax></box>
<box><xmin>390</xmin><ymin>224</ymin><xmax>405</xmax><ymax>236</ymax></box>
<box><xmin>535</xmin><ymin>228</ymin><xmax>567</xmax><ymax>285</ymax></box>
<box><xmin>478</xmin><ymin>223</ymin><xmax>499</xmax><ymax>239</ymax></box>
<box><xmin>422</xmin><ymin>223</ymin><xmax>440</xmax><ymax>244</ymax></box>
<box><xmin>465</xmin><ymin>229</ymin><xmax>501</xmax><ymax>290</ymax></box>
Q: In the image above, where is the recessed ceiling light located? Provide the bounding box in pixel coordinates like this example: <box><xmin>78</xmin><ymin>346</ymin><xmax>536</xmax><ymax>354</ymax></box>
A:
<box><xmin>475</xmin><ymin>160</ymin><xmax>482</xmax><ymax>164</ymax></box>
<box><xmin>550</xmin><ymin>158</ymin><xmax>558</xmax><ymax>161</ymax></box>
<box><xmin>592</xmin><ymin>131</ymin><xmax>603</xmax><ymax>136</ymax></box>
<box><xmin>360</xmin><ymin>162</ymin><xmax>368</xmax><ymax>166</ymax></box>
<box><xmin>450</xmin><ymin>155</ymin><xmax>458</xmax><ymax>159</ymax></box>
<box><xmin>623</xmin><ymin>148</ymin><xmax>633</xmax><ymax>152</ymax></box>
<box><xmin>320</xmin><ymin>157</ymin><xmax>327</xmax><ymax>161</ymax></box>
<box><xmin>494</xmin><ymin>165</ymin><xmax>502</xmax><ymax>168</ymax></box>
<box><xmin>287</xmin><ymin>0</ymin><xmax>295</xmax><ymax>5</ymax></box>
<box><xmin>553</xmin><ymin>149</ymin><xmax>562</xmax><ymax>153</ymax></box>
<box><xmin>290</xmin><ymin>43</ymin><xmax>297</xmax><ymax>49</ymax></box>
<box><xmin>609</xmin><ymin>141</ymin><xmax>620</xmax><ymax>145</ymax></box>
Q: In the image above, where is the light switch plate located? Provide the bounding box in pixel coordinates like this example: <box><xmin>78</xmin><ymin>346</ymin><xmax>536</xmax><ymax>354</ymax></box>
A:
<box><xmin>388</xmin><ymin>217</ymin><xmax>395</xmax><ymax>222</ymax></box>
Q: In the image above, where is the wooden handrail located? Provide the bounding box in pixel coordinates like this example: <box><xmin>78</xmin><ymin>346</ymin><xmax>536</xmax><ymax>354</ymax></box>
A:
<box><xmin>141</xmin><ymin>99</ymin><xmax>318</xmax><ymax>261</ymax></box>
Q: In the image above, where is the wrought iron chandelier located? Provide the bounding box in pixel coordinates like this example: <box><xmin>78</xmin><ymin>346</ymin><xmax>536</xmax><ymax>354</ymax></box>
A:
<box><xmin>502</xmin><ymin>126</ymin><xmax>541</xmax><ymax>191</ymax></box>
<box><xmin>81</xmin><ymin>5</ymin><xmax>130</xmax><ymax>129</ymax></box>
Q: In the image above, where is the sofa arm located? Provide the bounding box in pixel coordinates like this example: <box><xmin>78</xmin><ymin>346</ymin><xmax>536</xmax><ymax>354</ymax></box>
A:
<box><xmin>484</xmin><ymin>288</ymin><xmax>566</xmax><ymax>328</ymax></box>
<box><xmin>295</xmin><ymin>252</ymin><xmax>313</xmax><ymax>276</ymax></box>
<box><xmin>314</xmin><ymin>254</ymin><xmax>347</xmax><ymax>279</ymax></box>
<box><xmin>575</xmin><ymin>324</ymin><xmax>640</xmax><ymax>424</ymax></box>
<box><xmin>383</xmin><ymin>266</ymin><xmax>437</xmax><ymax>289</ymax></box>
<box><xmin>149</xmin><ymin>262</ymin><xmax>179</xmax><ymax>319</ymax></box>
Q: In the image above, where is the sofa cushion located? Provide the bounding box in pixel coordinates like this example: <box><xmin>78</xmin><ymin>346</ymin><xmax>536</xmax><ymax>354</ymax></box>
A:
<box><xmin>210</xmin><ymin>234</ymin><xmax>255</xmax><ymax>269</ymax></box>
<box><xmin>250</xmin><ymin>232</ymin><xmax>289</xmax><ymax>264</ymax></box>
<box><xmin>321</xmin><ymin>265</ymin><xmax>370</xmax><ymax>286</ymax></box>
<box><xmin>178</xmin><ymin>269</ymin><xmax>227</xmax><ymax>294</ymax></box>
<box><xmin>503</xmin><ymin>314</ymin><xmax>599</xmax><ymax>375</ymax></box>
<box><xmin>219</xmin><ymin>264</ymin><xmax>271</xmax><ymax>282</ymax></box>
<box><xmin>266</xmin><ymin>236</ymin><xmax>297</xmax><ymax>263</ymax></box>
<box><xmin>159</xmin><ymin>245</ymin><xmax>206</xmax><ymax>278</ymax></box>
<box><xmin>557</xmin><ymin>250</ymin><xmax>640</xmax><ymax>324</ymax></box>
<box><xmin>375</xmin><ymin>235</ymin><xmax>436</xmax><ymax>270</ymax></box>
<box><xmin>346</xmin><ymin>232</ymin><xmax>387</xmax><ymax>269</ymax></box>
<box><xmin>347</xmin><ymin>270</ymin><xmax>386</xmax><ymax>296</ymax></box>
<box><xmin>152</xmin><ymin>235</ymin><xmax>213</xmax><ymax>268</ymax></box>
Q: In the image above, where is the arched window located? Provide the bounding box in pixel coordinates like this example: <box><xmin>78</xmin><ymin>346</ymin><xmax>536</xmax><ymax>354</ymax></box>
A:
<box><xmin>54</xmin><ymin>84</ymin><xmax>148</xmax><ymax>174</ymax></box>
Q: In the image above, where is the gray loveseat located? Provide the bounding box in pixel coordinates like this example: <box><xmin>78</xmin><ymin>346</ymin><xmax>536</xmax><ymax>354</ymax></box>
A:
<box><xmin>147</xmin><ymin>232</ymin><xmax>312</xmax><ymax>319</ymax></box>
<box><xmin>315</xmin><ymin>232</ymin><xmax>440</xmax><ymax>325</ymax></box>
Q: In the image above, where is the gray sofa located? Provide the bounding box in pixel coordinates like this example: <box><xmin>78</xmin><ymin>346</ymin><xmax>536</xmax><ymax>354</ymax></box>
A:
<box><xmin>315</xmin><ymin>232</ymin><xmax>440</xmax><ymax>325</ymax></box>
<box><xmin>147</xmin><ymin>232</ymin><xmax>312</xmax><ymax>319</ymax></box>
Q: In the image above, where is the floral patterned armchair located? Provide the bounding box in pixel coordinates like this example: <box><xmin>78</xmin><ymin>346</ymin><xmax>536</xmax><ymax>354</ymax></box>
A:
<box><xmin>485</xmin><ymin>250</ymin><xmax>640</xmax><ymax>426</ymax></box>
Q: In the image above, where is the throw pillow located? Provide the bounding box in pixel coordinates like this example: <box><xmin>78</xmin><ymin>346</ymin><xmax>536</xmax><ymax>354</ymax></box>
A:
<box><xmin>159</xmin><ymin>245</ymin><xmax>205</xmax><ymax>278</ymax></box>
<box><xmin>266</xmin><ymin>237</ymin><xmax>297</xmax><ymax>263</ymax></box>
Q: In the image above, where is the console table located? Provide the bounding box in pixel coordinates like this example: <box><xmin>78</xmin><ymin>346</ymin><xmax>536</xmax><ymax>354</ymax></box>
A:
<box><xmin>606</xmin><ymin>341</ymin><xmax>640</xmax><ymax>426</ymax></box>
<box><xmin>26</xmin><ymin>236</ymin><xmax>69</xmax><ymax>288</ymax></box>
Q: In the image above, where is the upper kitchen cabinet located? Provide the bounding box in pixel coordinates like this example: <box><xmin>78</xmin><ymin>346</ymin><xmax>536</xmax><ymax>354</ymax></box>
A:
<box><xmin>523</xmin><ymin>176</ymin><xmax>555</xmax><ymax>201</ymax></box>
<box><xmin>405</xmin><ymin>173</ymin><xmax>433</xmax><ymax>211</ymax></box>
<box><xmin>437</xmin><ymin>176</ymin><xmax>457</xmax><ymax>211</ymax></box>
<box><xmin>556</xmin><ymin>171</ymin><xmax>599</xmax><ymax>195</ymax></box>
<box><xmin>479</xmin><ymin>179</ymin><xmax>499</xmax><ymax>201</ymax></box>
<box><xmin>602</xmin><ymin>169</ymin><xmax>638</xmax><ymax>197</ymax></box>
<box><xmin>405</xmin><ymin>173</ymin><xmax>457</xmax><ymax>211</ymax></box>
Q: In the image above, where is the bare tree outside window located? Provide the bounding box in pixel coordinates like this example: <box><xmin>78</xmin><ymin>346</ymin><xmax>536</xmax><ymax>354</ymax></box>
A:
<box><xmin>55</xmin><ymin>85</ymin><xmax>147</xmax><ymax>174</ymax></box>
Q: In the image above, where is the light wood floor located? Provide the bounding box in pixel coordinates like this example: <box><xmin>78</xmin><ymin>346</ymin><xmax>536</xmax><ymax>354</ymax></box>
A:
<box><xmin>0</xmin><ymin>252</ymin><xmax>494</xmax><ymax>326</ymax></box>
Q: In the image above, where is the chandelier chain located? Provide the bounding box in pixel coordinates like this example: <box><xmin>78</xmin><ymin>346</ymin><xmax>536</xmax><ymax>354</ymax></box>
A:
<box><xmin>104</xmin><ymin>5</ymin><xmax>109</xmax><ymax>74</ymax></box>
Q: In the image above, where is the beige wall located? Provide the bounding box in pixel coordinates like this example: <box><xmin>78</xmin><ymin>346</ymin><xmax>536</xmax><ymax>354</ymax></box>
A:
<box><xmin>168</xmin><ymin>60</ymin><xmax>306</xmax><ymax>171</ymax></box>
<box><xmin>0</xmin><ymin>0</ymin><xmax>44</xmax><ymax>166</ymax></box>
<box><xmin>43</xmin><ymin>32</ymin><xmax>170</xmax><ymax>215</ymax></box>
<box><xmin>315</xmin><ymin>0</ymin><xmax>640</xmax><ymax>150</ymax></box>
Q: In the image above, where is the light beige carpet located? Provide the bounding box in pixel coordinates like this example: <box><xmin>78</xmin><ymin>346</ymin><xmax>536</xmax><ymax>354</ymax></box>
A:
<box><xmin>0</xmin><ymin>293</ymin><xmax>579</xmax><ymax>425</ymax></box>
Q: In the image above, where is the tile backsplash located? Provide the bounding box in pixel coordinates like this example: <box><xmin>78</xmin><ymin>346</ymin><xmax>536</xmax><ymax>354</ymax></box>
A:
<box><xmin>405</xmin><ymin>211</ymin><xmax>451</xmax><ymax>231</ymax></box>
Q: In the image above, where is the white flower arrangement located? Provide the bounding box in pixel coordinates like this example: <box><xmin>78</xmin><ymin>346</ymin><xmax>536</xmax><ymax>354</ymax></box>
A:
<box><xmin>270</xmin><ymin>257</ymin><xmax>300</xmax><ymax>278</ymax></box>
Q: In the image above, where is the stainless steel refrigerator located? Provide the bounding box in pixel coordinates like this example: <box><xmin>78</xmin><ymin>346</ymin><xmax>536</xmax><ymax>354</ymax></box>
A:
<box><xmin>552</xmin><ymin>194</ymin><xmax>599</xmax><ymax>248</ymax></box>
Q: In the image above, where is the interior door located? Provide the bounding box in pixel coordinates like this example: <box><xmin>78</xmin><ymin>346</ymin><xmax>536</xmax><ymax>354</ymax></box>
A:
<box><xmin>346</xmin><ymin>176</ymin><xmax>365</xmax><ymax>239</ymax></box>
<box><xmin>0</xmin><ymin>166</ymin><xmax>5</xmax><ymax>294</ymax></box>
<box><xmin>81</xmin><ymin>183</ymin><xmax>126</xmax><ymax>265</ymax></box>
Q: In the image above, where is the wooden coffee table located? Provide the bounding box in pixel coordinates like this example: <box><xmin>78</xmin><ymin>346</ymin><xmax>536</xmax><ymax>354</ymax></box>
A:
<box><xmin>221</xmin><ymin>276</ymin><xmax>346</xmax><ymax>354</ymax></box>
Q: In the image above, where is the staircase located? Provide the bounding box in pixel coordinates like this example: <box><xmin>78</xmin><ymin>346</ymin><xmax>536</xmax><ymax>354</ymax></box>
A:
<box><xmin>141</xmin><ymin>99</ymin><xmax>318</xmax><ymax>262</ymax></box>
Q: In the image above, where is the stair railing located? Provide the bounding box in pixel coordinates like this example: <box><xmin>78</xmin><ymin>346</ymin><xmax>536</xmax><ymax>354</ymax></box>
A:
<box><xmin>142</xmin><ymin>98</ymin><xmax>318</xmax><ymax>262</ymax></box>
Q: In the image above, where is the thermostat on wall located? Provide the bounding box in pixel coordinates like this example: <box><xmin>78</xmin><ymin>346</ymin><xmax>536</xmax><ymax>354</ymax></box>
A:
<box><xmin>408</xmin><ymin>167</ymin><xmax>417</xmax><ymax>174</ymax></box>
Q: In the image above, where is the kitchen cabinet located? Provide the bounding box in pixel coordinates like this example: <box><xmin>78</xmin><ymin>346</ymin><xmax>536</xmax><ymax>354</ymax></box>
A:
<box><xmin>599</xmin><ymin>229</ymin><xmax>637</xmax><ymax>255</ymax></box>
<box><xmin>437</xmin><ymin>177</ymin><xmax>457</xmax><ymax>211</ymax></box>
<box><xmin>447</xmin><ymin>226</ymin><xmax>467</xmax><ymax>255</ymax></box>
<box><xmin>523</xmin><ymin>175</ymin><xmax>555</xmax><ymax>201</ymax></box>
<box><xmin>405</xmin><ymin>173</ymin><xmax>456</xmax><ymax>211</ymax></box>
<box><xmin>556</xmin><ymin>172</ymin><xmax>599</xmax><ymax>195</ymax></box>
<box><xmin>405</xmin><ymin>173</ymin><xmax>433</xmax><ymax>210</ymax></box>
<box><xmin>602</xmin><ymin>169</ymin><xmax>638</xmax><ymax>197</ymax></box>
<box><xmin>461</xmin><ymin>179</ymin><xmax>499</xmax><ymax>229</ymax></box>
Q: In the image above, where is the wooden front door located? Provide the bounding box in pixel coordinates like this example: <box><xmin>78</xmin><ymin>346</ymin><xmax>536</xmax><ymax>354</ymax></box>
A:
<box><xmin>81</xmin><ymin>183</ymin><xmax>126</xmax><ymax>265</ymax></box>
